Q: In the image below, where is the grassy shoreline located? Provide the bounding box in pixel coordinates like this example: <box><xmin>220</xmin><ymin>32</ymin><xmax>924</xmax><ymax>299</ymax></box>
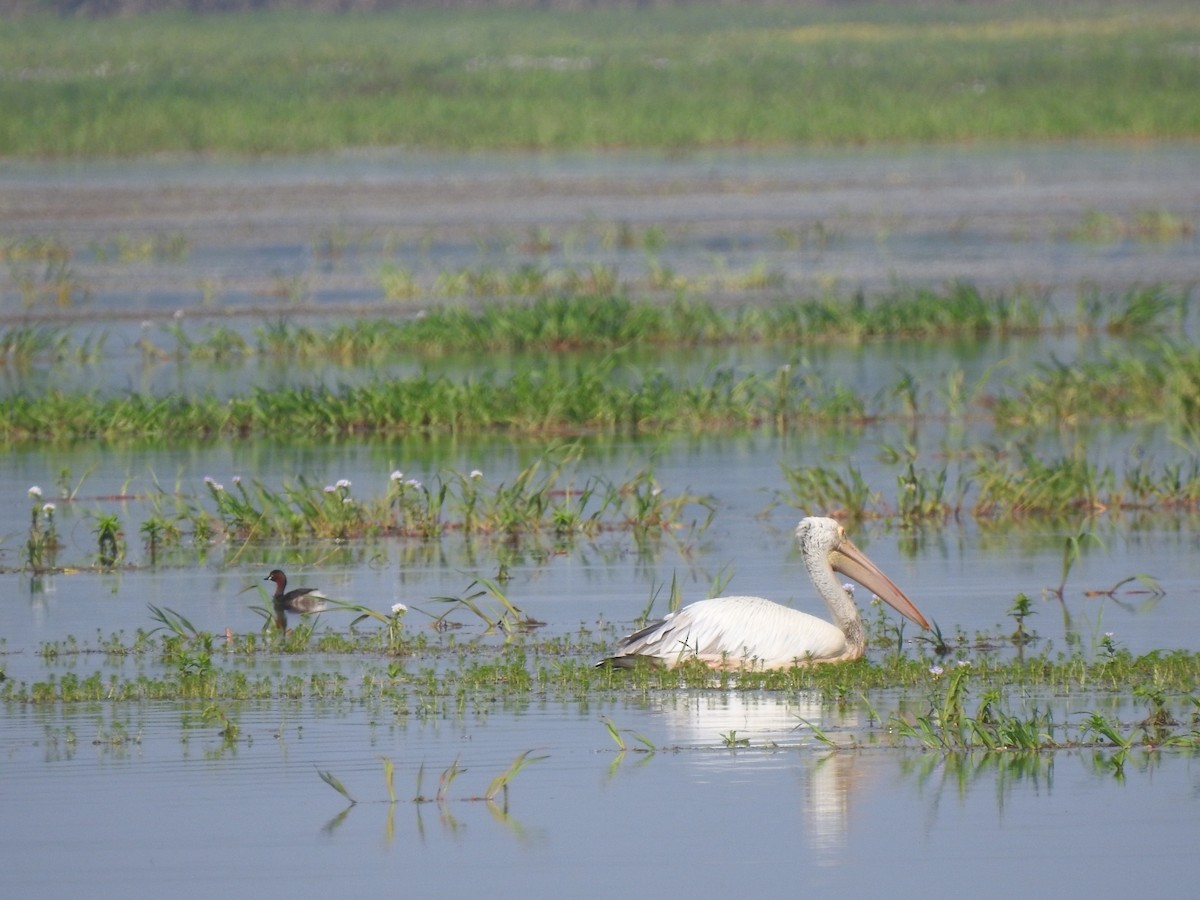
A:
<box><xmin>3</xmin><ymin>3</ymin><xmax>1199</xmax><ymax>158</ymax></box>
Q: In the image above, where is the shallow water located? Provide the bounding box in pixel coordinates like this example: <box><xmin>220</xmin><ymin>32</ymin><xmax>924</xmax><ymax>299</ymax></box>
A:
<box><xmin>3</xmin><ymin>145</ymin><xmax>1200</xmax><ymax>896</ymax></box>
<box><xmin>3</xmin><ymin>695</ymin><xmax>1196</xmax><ymax>898</ymax></box>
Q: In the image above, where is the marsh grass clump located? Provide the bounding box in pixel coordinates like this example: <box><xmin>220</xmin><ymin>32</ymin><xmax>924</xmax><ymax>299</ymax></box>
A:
<box><xmin>24</xmin><ymin>491</ymin><xmax>61</xmax><ymax>573</ymax></box>
<box><xmin>1070</xmin><ymin>209</ymin><xmax>1195</xmax><ymax>244</ymax></box>
<box><xmin>17</xmin><ymin>288</ymin><xmax>1169</xmax><ymax>374</ymax></box>
<box><xmin>8</xmin><ymin>257</ymin><xmax>90</xmax><ymax>308</ymax></box>
<box><xmin>1</xmin><ymin>293</ymin><xmax>1192</xmax><ymax>450</ymax></box>
<box><xmin>183</xmin><ymin>454</ymin><xmax>713</xmax><ymax>548</ymax></box>
<box><xmin>1</xmin><ymin>325</ymin><xmax>72</xmax><ymax>368</ymax></box>
<box><xmin>992</xmin><ymin>337</ymin><xmax>1200</xmax><ymax>429</ymax></box>
<box><xmin>783</xmin><ymin>441</ymin><xmax>1200</xmax><ymax>524</ymax></box>
<box><xmin>92</xmin><ymin>512</ymin><xmax>125</xmax><ymax>569</ymax></box>
<box><xmin>888</xmin><ymin>662</ymin><xmax>1200</xmax><ymax>759</ymax></box>
<box><xmin>249</xmin><ymin>287</ymin><xmax>1056</xmax><ymax>359</ymax></box>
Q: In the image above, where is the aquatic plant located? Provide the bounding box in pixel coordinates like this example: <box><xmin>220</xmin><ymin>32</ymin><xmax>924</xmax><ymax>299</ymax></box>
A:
<box><xmin>601</xmin><ymin>717</ymin><xmax>655</xmax><ymax>753</ymax></box>
<box><xmin>92</xmin><ymin>512</ymin><xmax>125</xmax><ymax>568</ymax></box>
<box><xmin>1070</xmin><ymin>209</ymin><xmax>1194</xmax><ymax>244</ymax></box>
<box><xmin>429</xmin><ymin>577</ymin><xmax>540</xmax><ymax>637</ymax></box>
<box><xmin>1007</xmin><ymin>593</ymin><xmax>1036</xmax><ymax>646</ymax></box>
<box><xmin>23</xmin><ymin>488</ymin><xmax>60</xmax><ymax>573</ymax></box>
<box><xmin>317</xmin><ymin>768</ymin><xmax>356</xmax><ymax>805</ymax></box>
<box><xmin>171</xmin><ymin>455</ymin><xmax>712</xmax><ymax>549</ymax></box>
<box><xmin>888</xmin><ymin>663</ymin><xmax>1199</xmax><ymax>759</ymax></box>
<box><xmin>482</xmin><ymin>750</ymin><xmax>549</xmax><ymax>803</ymax></box>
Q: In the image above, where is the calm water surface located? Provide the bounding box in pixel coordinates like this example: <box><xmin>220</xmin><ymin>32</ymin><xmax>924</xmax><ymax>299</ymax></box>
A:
<box><xmin>3</xmin><ymin>145</ymin><xmax>1199</xmax><ymax>896</ymax></box>
<box><xmin>3</xmin><ymin>697</ymin><xmax>1196</xmax><ymax>898</ymax></box>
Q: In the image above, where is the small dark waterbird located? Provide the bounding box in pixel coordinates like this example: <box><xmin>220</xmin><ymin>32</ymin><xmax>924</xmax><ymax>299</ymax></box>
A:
<box><xmin>265</xmin><ymin>569</ymin><xmax>330</xmax><ymax>613</ymax></box>
<box><xmin>600</xmin><ymin>517</ymin><xmax>930</xmax><ymax>670</ymax></box>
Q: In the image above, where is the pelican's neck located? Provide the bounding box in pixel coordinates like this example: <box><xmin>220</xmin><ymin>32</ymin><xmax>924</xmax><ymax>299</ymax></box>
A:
<box><xmin>803</xmin><ymin>547</ymin><xmax>866</xmax><ymax>657</ymax></box>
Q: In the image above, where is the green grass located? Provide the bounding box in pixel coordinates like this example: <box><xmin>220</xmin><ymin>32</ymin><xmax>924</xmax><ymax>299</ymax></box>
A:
<box><xmin>1</xmin><ymin>3</ymin><xmax>1198</xmax><ymax>158</ymax></box>
<box><xmin>14</xmin><ymin>450</ymin><xmax>715</xmax><ymax>572</ymax></box>
<box><xmin>10</xmin><ymin>616</ymin><xmax>1200</xmax><ymax>756</ymax></box>
<box><xmin>9</xmin><ymin>601</ymin><xmax>1200</xmax><ymax>773</ymax></box>
<box><xmin>6</xmin><ymin>285</ymin><xmax>1183</xmax><ymax>370</ymax></box>
<box><xmin>8</xmin><ymin>333</ymin><xmax>1200</xmax><ymax>450</ymax></box>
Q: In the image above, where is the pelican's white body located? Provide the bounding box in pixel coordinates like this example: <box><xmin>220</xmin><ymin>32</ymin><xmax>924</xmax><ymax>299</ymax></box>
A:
<box><xmin>613</xmin><ymin>595</ymin><xmax>852</xmax><ymax>669</ymax></box>
<box><xmin>602</xmin><ymin>517</ymin><xmax>929</xmax><ymax>670</ymax></box>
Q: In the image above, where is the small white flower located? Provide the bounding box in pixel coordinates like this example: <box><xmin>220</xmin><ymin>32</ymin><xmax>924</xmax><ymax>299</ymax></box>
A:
<box><xmin>336</xmin><ymin>478</ymin><xmax>351</xmax><ymax>489</ymax></box>
<box><xmin>28</xmin><ymin>486</ymin><xmax>42</xmax><ymax>498</ymax></box>
<box><xmin>42</xmin><ymin>503</ymin><xmax>55</xmax><ymax>514</ymax></box>
<box><xmin>342</xmin><ymin>497</ymin><xmax>353</xmax><ymax>505</ymax></box>
<box><xmin>1104</xmin><ymin>631</ymin><xmax>1114</xmax><ymax>638</ymax></box>
<box><xmin>956</xmin><ymin>659</ymin><xmax>971</xmax><ymax>667</ymax></box>
<box><xmin>391</xmin><ymin>603</ymin><xmax>408</xmax><ymax>615</ymax></box>
<box><xmin>469</xmin><ymin>469</ymin><xmax>483</xmax><ymax>479</ymax></box>
<box><xmin>842</xmin><ymin>583</ymin><xmax>855</xmax><ymax>596</ymax></box>
<box><xmin>390</xmin><ymin>470</ymin><xmax>404</xmax><ymax>482</ymax></box>
<box><xmin>929</xmin><ymin>665</ymin><xmax>944</xmax><ymax>677</ymax></box>
<box><xmin>232</xmin><ymin>475</ymin><xmax>241</xmax><ymax>484</ymax></box>
<box><xmin>405</xmin><ymin>478</ymin><xmax>423</xmax><ymax>489</ymax></box>
<box><xmin>324</xmin><ymin>485</ymin><xmax>336</xmax><ymax>493</ymax></box>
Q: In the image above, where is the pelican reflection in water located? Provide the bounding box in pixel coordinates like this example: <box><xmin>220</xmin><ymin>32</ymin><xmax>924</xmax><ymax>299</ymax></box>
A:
<box><xmin>601</xmin><ymin>517</ymin><xmax>930</xmax><ymax>669</ymax></box>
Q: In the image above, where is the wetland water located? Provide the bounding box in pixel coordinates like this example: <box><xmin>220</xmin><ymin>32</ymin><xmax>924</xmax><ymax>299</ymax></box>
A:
<box><xmin>2</xmin><ymin>144</ymin><xmax>1200</xmax><ymax>897</ymax></box>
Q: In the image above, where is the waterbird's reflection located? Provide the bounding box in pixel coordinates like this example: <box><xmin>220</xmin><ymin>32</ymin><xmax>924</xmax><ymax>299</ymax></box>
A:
<box><xmin>638</xmin><ymin>690</ymin><xmax>867</xmax><ymax>866</ymax></box>
<box><xmin>642</xmin><ymin>689</ymin><xmax>862</xmax><ymax>749</ymax></box>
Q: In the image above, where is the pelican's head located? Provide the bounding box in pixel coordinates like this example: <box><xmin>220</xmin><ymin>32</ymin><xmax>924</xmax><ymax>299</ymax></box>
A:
<box><xmin>796</xmin><ymin>517</ymin><xmax>930</xmax><ymax>630</ymax></box>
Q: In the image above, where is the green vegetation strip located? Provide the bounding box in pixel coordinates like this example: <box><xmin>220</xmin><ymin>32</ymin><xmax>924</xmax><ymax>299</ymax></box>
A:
<box><xmin>8</xmin><ymin>617</ymin><xmax>1200</xmax><ymax>764</ymax></box>
<box><xmin>20</xmin><ymin>450</ymin><xmax>715</xmax><ymax>573</ymax></box>
<box><xmin>3</xmin><ymin>286</ymin><xmax>1180</xmax><ymax>367</ymax></box>
<box><xmin>5</xmin><ymin>336</ymin><xmax>1200</xmax><ymax>447</ymax></box>
<box><xmin>1</xmin><ymin>2</ymin><xmax>1198</xmax><ymax>158</ymax></box>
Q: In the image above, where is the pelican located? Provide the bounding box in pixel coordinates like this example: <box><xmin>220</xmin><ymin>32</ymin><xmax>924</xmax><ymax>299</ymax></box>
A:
<box><xmin>600</xmin><ymin>517</ymin><xmax>930</xmax><ymax>670</ymax></box>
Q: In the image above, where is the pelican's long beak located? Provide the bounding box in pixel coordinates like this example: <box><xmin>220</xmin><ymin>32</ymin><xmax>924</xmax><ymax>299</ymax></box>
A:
<box><xmin>830</xmin><ymin>538</ymin><xmax>930</xmax><ymax>629</ymax></box>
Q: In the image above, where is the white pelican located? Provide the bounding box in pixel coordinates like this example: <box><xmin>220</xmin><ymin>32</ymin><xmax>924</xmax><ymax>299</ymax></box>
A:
<box><xmin>600</xmin><ymin>517</ymin><xmax>930</xmax><ymax>670</ymax></box>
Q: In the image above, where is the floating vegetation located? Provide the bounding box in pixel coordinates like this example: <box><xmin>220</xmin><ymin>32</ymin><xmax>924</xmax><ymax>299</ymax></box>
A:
<box><xmin>1070</xmin><ymin>209</ymin><xmax>1195</xmax><ymax>243</ymax></box>
<box><xmin>0</xmin><ymin>235</ymin><xmax>72</xmax><ymax>263</ymax></box>
<box><xmin>89</xmin><ymin>232</ymin><xmax>191</xmax><ymax>263</ymax></box>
